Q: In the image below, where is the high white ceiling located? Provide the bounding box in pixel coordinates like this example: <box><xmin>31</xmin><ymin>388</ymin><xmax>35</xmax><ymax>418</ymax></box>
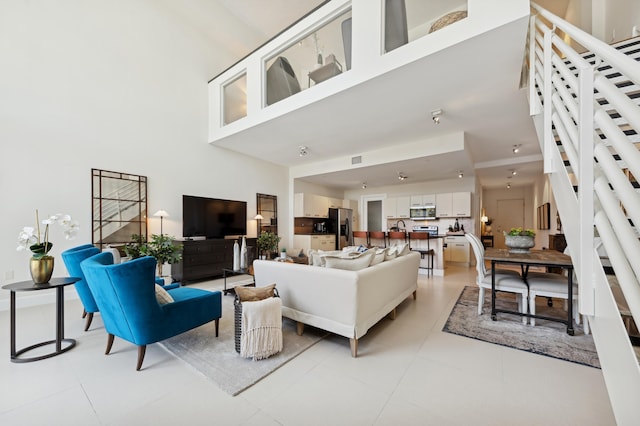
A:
<box><xmin>190</xmin><ymin>1</ymin><xmax>555</xmax><ymax>191</ymax></box>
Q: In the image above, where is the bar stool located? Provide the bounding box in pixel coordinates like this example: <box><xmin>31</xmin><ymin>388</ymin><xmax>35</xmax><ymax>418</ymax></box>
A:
<box><xmin>387</xmin><ymin>231</ymin><xmax>407</xmax><ymax>247</ymax></box>
<box><xmin>368</xmin><ymin>231</ymin><xmax>387</xmax><ymax>248</ymax></box>
<box><xmin>408</xmin><ymin>232</ymin><xmax>434</xmax><ymax>276</ymax></box>
<box><xmin>353</xmin><ymin>231</ymin><xmax>369</xmax><ymax>247</ymax></box>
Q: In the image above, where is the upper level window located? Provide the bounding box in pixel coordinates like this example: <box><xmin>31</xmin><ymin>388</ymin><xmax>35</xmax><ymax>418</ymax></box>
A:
<box><xmin>264</xmin><ymin>9</ymin><xmax>352</xmax><ymax>107</ymax></box>
<box><xmin>222</xmin><ymin>72</ymin><xmax>247</xmax><ymax>125</ymax></box>
<box><xmin>384</xmin><ymin>0</ymin><xmax>468</xmax><ymax>54</ymax></box>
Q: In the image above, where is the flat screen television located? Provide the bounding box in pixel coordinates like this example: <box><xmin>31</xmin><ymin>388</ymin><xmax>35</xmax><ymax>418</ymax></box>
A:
<box><xmin>183</xmin><ymin>195</ymin><xmax>247</xmax><ymax>239</ymax></box>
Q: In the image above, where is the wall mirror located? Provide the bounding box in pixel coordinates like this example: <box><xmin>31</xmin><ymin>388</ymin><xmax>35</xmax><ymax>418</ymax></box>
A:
<box><xmin>256</xmin><ymin>193</ymin><xmax>277</xmax><ymax>236</ymax></box>
<box><xmin>92</xmin><ymin>168</ymin><xmax>148</xmax><ymax>249</ymax></box>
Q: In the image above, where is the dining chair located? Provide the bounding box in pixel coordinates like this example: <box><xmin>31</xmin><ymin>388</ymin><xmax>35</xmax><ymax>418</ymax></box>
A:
<box><xmin>465</xmin><ymin>233</ymin><xmax>528</xmax><ymax>323</ymax></box>
<box><xmin>526</xmin><ymin>250</ymin><xmax>588</xmax><ymax>334</ymax></box>
<box><xmin>387</xmin><ymin>231</ymin><xmax>407</xmax><ymax>245</ymax></box>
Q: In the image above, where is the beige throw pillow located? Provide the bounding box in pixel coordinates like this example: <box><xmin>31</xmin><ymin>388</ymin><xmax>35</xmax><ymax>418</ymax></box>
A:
<box><xmin>236</xmin><ymin>283</ymin><xmax>276</xmax><ymax>302</ymax></box>
<box><xmin>155</xmin><ymin>284</ymin><xmax>174</xmax><ymax>305</ymax></box>
<box><xmin>370</xmin><ymin>248</ymin><xmax>386</xmax><ymax>266</ymax></box>
<box><xmin>396</xmin><ymin>243</ymin><xmax>410</xmax><ymax>256</ymax></box>
<box><xmin>384</xmin><ymin>246</ymin><xmax>398</xmax><ymax>261</ymax></box>
<box><xmin>324</xmin><ymin>250</ymin><xmax>375</xmax><ymax>271</ymax></box>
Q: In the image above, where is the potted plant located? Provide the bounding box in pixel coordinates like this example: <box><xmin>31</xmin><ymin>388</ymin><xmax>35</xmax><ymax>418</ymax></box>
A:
<box><xmin>256</xmin><ymin>231</ymin><xmax>281</xmax><ymax>259</ymax></box>
<box><xmin>124</xmin><ymin>234</ymin><xmax>147</xmax><ymax>260</ymax></box>
<box><xmin>141</xmin><ymin>234</ymin><xmax>183</xmax><ymax>276</ymax></box>
<box><xmin>504</xmin><ymin>227</ymin><xmax>536</xmax><ymax>253</ymax></box>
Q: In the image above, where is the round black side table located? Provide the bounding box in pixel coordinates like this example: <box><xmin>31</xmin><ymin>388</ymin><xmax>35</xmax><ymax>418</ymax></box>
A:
<box><xmin>2</xmin><ymin>277</ymin><xmax>80</xmax><ymax>363</ymax></box>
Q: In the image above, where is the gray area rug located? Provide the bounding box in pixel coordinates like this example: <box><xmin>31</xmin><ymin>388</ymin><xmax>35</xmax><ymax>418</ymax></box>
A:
<box><xmin>160</xmin><ymin>294</ymin><xmax>326</xmax><ymax>396</ymax></box>
<box><xmin>443</xmin><ymin>286</ymin><xmax>600</xmax><ymax>368</ymax></box>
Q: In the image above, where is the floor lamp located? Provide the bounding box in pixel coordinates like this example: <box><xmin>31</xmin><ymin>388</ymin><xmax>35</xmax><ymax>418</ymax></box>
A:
<box><xmin>154</xmin><ymin>210</ymin><xmax>169</xmax><ymax>235</ymax></box>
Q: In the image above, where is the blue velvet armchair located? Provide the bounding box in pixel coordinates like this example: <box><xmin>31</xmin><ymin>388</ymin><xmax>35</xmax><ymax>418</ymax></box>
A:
<box><xmin>61</xmin><ymin>244</ymin><xmax>101</xmax><ymax>331</ymax></box>
<box><xmin>62</xmin><ymin>244</ymin><xmax>180</xmax><ymax>331</ymax></box>
<box><xmin>81</xmin><ymin>252</ymin><xmax>222</xmax><ymax>370</ymax></box>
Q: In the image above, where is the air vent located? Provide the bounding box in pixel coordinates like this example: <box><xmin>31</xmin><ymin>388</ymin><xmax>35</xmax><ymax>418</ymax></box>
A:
<box><xmin>351</xmin><ymin>155</ymin><xmax>362</xmax><ymax>165</ymax></box>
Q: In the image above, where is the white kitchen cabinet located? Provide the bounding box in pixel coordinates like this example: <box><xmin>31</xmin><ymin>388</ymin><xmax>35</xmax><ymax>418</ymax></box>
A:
<box><xmin>436</xmin><ymin>192</ymin><xmax>471</xmax><ymax>218</ymax></box>
<box><xmin>383</xmin><ymin>197</ymin><xmax>397</xmax><ymax>218</ymax></box>
<box><xmin>444</xmin><ymin>236</ymin><xmax>470</xmax><ymax>264</ymax></box>
<box><xmin>410</xmin><ymin>194</ymin><xmax>436</xmax><ymax>206</ymax></box>
<box><xmin>452</xmin><ymin>192</ymin><xmax>471</xmax><ymax>217</ymax></box>
<box><xmin>293</xmin><ymin>234</ymin><xmax>336</xmax><ymax>253</ymax></box>
<box><xmin>294</xmin><ymin>193</ymin><xmax>328</xmax><ymax>218</ymax></box>
<box><xmin>436</xmin><ymin>193</ymin><xmax>453</xmax><ymax>217</ymax></box>
<box><xmin>384</xmin><ymin>196</ymin><xmax>410</xmax><ymax>218</ymax></box>
<box><xmin>327</xmin><ymin>197</ymin><xmax>343</xmax><ymax>209</ymax></box>
<box><xmin>396</xmin><ymin>196</ymin><xmax>410</xmax><ymax>218</ymax></box>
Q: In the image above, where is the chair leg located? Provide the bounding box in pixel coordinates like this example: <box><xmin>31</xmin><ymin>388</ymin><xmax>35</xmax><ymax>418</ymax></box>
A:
<box><xmin>529</xmin><ymin>294</ymin><xmax>536</xmax><ymax>326</ymax></box>
<box><xmin>82</xmin><ymin>309</ymin><xmax>87</xmax><ymax>319</ymax></box>
<box><xmin>105</xmin><ymin>333</ymin><xmax>115</xmax><ymax>355</ymax></box>
<box><xmin>84</xmin><ymin>312</ymin><xmax>94</xmax><ymax>331</ymax></box>
<box><xmin>350</xmin><ymin>338</ymin><xmax>358</xmax><ymax>357</ymax></box>
<box><xmin>478</xmin><ymin>287</ymin><xmax>485</xmax><ymax>315</ymax></box>
<box><xmin>215</xmin><ymin>318</ymin><xmax>220</xmax><ymax>337</ymax></box>
<box><xmin>583</xmin><ymin>315</ymin><xmax>590</xmax><ymax>335</ymax></box>
<box><xmin>136</xmin><ymin>345</ymin><xmax>146</xmax><ymax>371</ymax></box>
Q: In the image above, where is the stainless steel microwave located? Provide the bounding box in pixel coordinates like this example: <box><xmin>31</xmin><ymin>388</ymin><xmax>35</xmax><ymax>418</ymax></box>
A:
<box><xmin>410</xmin><ymin>205</ymin><xmax>436</xmax><ymax>220</ymax></box>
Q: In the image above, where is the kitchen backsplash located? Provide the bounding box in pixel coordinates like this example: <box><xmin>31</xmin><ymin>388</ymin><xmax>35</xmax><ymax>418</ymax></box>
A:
<box><xmin>385</xmin><ymin>218</ymin><xmax>474</xmax><ymax>234</ymax></box>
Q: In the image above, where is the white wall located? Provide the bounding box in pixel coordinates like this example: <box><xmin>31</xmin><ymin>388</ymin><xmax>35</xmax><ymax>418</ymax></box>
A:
<box><xmin>592</xmin><ymin>0</ymin><xmax>640</xmax><ymax>42</ymax></box>
<box><xmin>0</xmin><ymin>1</ymin><xmax>289</xmax><ymax>305</ymax></box>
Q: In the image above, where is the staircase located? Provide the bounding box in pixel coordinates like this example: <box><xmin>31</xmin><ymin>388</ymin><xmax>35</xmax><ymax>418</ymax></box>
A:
<box><xmin>528</xmin><ymin>4</ymin><xmax>640</xmax><ymax>424</ymax></box>
<box><xmin>93</xmin><ymin>180</ymin><xmax>143</xmax><ymax>243</ymax></box>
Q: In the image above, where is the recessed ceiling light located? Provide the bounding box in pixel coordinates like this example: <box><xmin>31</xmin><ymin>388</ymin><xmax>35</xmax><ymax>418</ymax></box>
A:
<box><xmin>299</xmin><ymin>146</ymin><xmax>308</xmax><ymax>156</ymax></box>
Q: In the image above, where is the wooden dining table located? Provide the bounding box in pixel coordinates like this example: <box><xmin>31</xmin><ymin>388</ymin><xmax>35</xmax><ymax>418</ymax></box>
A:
<box><xmin>484</xmin><ymin>248</ymin><xmax>575</xmax><ymax>335</ymax></box>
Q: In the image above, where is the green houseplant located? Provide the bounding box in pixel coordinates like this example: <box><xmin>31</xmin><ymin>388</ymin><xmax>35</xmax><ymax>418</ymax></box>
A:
<box><xmin>124</xmin><ymin>234</ymin><xmax>183</xmax><ymax>276</ymax></box>
<box><xmin>504</xmin><ymin>227</ymin><xmax>536</xmax><ymax>253</ymax></box>
<box><xmin>256</xmin><ymin>231</ymin><xmax>281</xmax><ymax>259</ymax></box>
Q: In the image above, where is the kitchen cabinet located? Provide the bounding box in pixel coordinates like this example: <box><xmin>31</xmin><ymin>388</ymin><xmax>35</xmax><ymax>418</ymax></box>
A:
<box><xmin>436</xmin><ymin>192</ymin><xmax>471</xmax><ymax>218</ymax></box>
<box><xmin>410</xmin><ymin>194</ymin><xmax>436</xmax><ymax>206</ymax></box>
<box><xmin>444</xmin><ymin>236</ymin><xmax>470</xmax><ymax>264</ymax></box>
<box><xmin>294</xmin><ymin>193</ymin><xmax>328</xmax><ymax>218</ymax></box>
<box><xmin>436</xmin><ymin>193</ymin><xmax>453</xmax><ymax>217</ymax></box>
<box><xmin>293</xmin><ymin>234</ymin><xmax>336</xmax><ymax>252</ymax></box>
<box><xmin>384</xmin><ymin>196</ymin><xmax>410</xmax><ymax>218</ymax></box>
<box><xmin>327</xmin><ymin>197</ymin><xmax>343</xmax><ymax>209</ymax></box>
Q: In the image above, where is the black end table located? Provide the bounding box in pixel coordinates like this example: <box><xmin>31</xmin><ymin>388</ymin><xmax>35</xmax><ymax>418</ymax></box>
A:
<box><xmin>222</xmin><ymin>268</ymin><xmax>255</xmax><ymax>295</ymax></box>
<box><xmin>2</xmin><ymin>277</ymin><xmax>80</xmax><ymax>362</ymax></box>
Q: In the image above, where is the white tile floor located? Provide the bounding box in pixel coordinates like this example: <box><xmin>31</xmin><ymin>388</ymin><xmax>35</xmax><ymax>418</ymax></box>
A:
<box><xmin>0</xmin><ymin>265</ymin><xmax>616</xmax><ymax>425</ymax></box>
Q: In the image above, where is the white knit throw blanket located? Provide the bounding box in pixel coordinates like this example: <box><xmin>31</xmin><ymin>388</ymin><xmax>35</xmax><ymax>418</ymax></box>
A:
<box><xmin>240</xmin><ymin>297</ymin><xmax>283</xmax><ymax>360</ymax></box>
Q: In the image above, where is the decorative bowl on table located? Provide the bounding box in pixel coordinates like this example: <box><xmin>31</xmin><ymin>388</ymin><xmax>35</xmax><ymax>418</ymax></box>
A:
<box><xmin>504</xmin><ymin>228</ymin><xmax>535</xmax><ymax>253</ymax></box>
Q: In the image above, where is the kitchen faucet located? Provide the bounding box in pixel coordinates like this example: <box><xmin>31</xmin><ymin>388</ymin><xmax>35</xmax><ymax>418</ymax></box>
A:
<box><xmin>395</xmin><ymin>220</ymin><xmax>406</xmax><ymax>231</ymax></box>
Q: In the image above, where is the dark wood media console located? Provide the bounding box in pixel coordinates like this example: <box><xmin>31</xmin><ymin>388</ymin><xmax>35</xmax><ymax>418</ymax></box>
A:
<box><xmin>171</xmin><ymin>238</ymin><xmax>256</xmax><ymax>283</ymax></box>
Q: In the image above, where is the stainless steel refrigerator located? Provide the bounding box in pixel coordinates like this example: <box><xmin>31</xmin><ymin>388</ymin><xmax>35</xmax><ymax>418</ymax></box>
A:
<box><xmin>328</xmin><ymin>208</ymin><xmax>354</xmax><ymax>249</ymax></box>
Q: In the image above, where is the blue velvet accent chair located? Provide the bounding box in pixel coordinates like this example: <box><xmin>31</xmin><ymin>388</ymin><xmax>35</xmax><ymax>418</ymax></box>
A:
<box><xmin>61</xmin><ymin>244</ymin><xmax>101</xmax><ymax>331</ymax></box>
<box><xmin>62</xmin><ymin>244</ymin><xmax>181</xmax><ymax>331</ymax></box>
<box><xmin>81</xmin><ymin>252</ymin><xmax>222</xmax><ymax>370</ymax></box>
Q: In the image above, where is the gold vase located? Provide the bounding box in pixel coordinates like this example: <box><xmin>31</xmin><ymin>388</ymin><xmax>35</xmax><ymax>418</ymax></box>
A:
<box><xmin>30</xmin><ymin>256</ymin><xmax>54</xmax><ymax>284</ymax></box>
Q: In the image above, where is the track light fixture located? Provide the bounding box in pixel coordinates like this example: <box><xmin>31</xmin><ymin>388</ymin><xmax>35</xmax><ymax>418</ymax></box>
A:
<box><xmin>431</xmin><ymin>109</ymin><xmax>443</xmax><ymax>124</ymax></box>
<box><xmin>512</xmin><ymin>144</ymin><xmax>521</xmax><ymax>154</ymax></box>
<box><xmin>458</xmin><ymin>170</ymin><xmax>463</xmax><ymax>179</ymax></box>
<box><xmin>299</xmin><ymin>146</ymin><xmax>308</xmax><ymax>157</ymax></box>
<box><xmin>507</xmin><ymin>183</ymin><xmax>512</xmax><ymax>189</ymax></box>
<box><xmin>362</xmin><ymin>182</ymin><xmax>367</xmax><ymax>189</ymax></box>
<box><xmin>397</xmin><ymin>173</ymin><xmax>407</xmax><ymax>181</ymax></box>
<box><xmin>510</xmin><ymin>169</ymin><xmax>517</xmax><ymax>176</ymax></box>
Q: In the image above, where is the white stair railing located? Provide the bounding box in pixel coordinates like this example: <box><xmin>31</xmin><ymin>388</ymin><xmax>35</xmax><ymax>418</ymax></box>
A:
<box><xmin>529</xmin><ymin>3</ymin><xmax>640</xmax><ymax>424</ymax></box>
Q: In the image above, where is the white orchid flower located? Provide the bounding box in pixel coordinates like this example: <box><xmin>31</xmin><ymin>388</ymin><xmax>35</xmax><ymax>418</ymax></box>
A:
<box><xmin>42</xmin><ymin>214</ymin><xmax>58</xmax><ymax>225</ymax></box>
<box><xmin>16</xmin><ymin>226</ymin><xmax>37</xmax><ymax>251</ymax></box>
<box><xmin>58</xmin><ymin>214</ymin><xmax>73</xmax><ymax>226</ymax></box>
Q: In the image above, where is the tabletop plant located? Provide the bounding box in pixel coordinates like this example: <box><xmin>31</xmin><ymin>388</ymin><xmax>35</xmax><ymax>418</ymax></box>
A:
<box><xmin>506</xmin><ymin>227</ymin><xmax>535</xmax><ymax>237</ymax></box>
<box><xmin>257</xmin><ymin>231</ymin><xmax>281</xmax><ymax>259</ymax></box>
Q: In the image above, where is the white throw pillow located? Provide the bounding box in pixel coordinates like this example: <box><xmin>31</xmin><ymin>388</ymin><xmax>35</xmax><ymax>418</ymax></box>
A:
<box><xmin>370</xmin><ymin>248</ymin><xmax>386</xmax><ymax>266</ymax></box>
<box><xmin>384</xmin><ymin>246</ymin><xmax>398</xmax><ymax>261</ymax></box>
<box><xmin>155</xmin><ymin>284</ymin><xmax>174</xmax><ymax>305</ymax></box>
<box><xmin>324</xmin><ymin>250</ymin><xmax>375</xmax><ymax>271</ymax></box>
<box><xmin>396</xmin><ymin>243</ymin><xmax>410</xmax><ymax>256</ymax></box>
<box><xmin>311</xmin><ymin>249</ymin><xmax>342</xmax><ymax>267</ymax></box>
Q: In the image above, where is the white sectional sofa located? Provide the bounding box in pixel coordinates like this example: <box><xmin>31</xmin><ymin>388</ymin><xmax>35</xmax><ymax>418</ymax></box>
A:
<box><xmin>253</xmin><ymin>249</ymin><xmax>421</xmax><ymax>357</ymax></box>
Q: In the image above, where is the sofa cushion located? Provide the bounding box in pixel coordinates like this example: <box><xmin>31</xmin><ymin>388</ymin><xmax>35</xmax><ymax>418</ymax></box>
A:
<box><xmin>396</xmin><ymin>243</ymin><xmax>410</xmax><ymax>256</ymax></box>
<box><xmin>309</xmin><ymin>249</ymin><xmax>342</xmax><ymax>267</ymax></box>
<box><xmin>236</xmin><ymin>283</ymin><xmax>276</xmax><ymax>302</ymax></box>
<box><xmin>324</xmin><ymin>250</ymin><xmax>375</xmax><ymax>271</ymax></box>
<box><xmin>370</xmin><ymin>248</ymin><xmax>387</xmax><ymax>266</ymax></box>
<box><xmin>384</xmin><ymin>246</ymin><xmax>398</xmax><ymax>261</ymax></box>
<box><xmin>155</xmin><ymin>284</ymin><xmax>174</xmax><ymax>305</ymax></box>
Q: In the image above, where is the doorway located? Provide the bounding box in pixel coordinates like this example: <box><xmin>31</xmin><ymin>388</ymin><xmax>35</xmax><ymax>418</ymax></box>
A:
<box><xmin>495</xmin><ymin>198</ymin><xmax>524</xmax><ymax>248</ymax></box>
<box><xmin>367</xmin><ymin>200</ymin><xmax>383</xmax><ymax>231</ymax></box>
